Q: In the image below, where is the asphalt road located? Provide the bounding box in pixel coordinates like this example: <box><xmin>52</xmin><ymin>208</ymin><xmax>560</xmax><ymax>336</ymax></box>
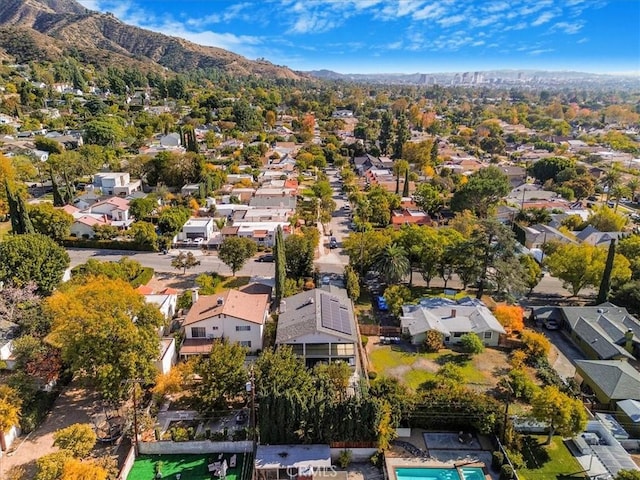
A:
<box><xmin>66</xmin><ymin>248</ymin><xmax>275</xmax><ymax>278</ymax></box>
<box><xmin>315</xmin><ymin>168</ymin><xmax>351</xmax><ymax>275</ymax></box>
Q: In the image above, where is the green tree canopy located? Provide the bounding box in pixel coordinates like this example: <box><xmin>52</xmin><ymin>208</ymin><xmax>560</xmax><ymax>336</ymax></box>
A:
<box><xmin>193</xmin><ymin>340</ymin><xmax>247</xmax><ymax>414</ymax></box>
<box><xmin>0</xmin><ymin>233</ymin><xmax>69</xmax><ymax>294</ymax></box>
<box><xmin>27</xmin><ymin>203</ymin><xmax>73</xmax><ymax>241</ymax></box>
<box><xmin>218</xmin><ymin>237</ymin><xmax>257</xmax><ymax>275</ymax></box>
<box><xmin>531</xmin><ymin>386</ymin><xmax>587</xmax><ymax>445</ymax></box>
<box><xmin>546</xmin><ymin>243</ymin><xmax>631</xmax><ymax>296</ymax></box>
<box><xmin>450</xmin><ymin>166</ymin><xmax>510</xmax><ymax>218</ymax></box>
<box><xmin>45</xmin><ymin>277</ymin><xmax>164</xmax><ymax>400</ymax></box>
<box><xmin>528</xmin><ymin>157</ymin><xmax>574</xmax><ymax>183</ymax></box>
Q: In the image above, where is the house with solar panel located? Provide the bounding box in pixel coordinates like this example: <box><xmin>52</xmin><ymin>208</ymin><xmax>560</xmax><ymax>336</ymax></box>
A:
<box><xmin>275</xmin><ymin>287</ymin><xmax>359</xmax><ymax>370</ymax></box>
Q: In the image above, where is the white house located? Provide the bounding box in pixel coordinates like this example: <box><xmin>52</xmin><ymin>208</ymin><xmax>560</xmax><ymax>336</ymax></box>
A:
<box><xmin>93</xmin><ymin>172</ymin><xmax>142</xmax><ymax>196</ymax></box>
<box><xmin>155</xmin><ymin>337</ymin><xmax>177</xmax><ymax>375</ymax></box>
<box><xmin>180</xmin><ymin>289</ymin><xmax>270</xmax><ymax>357</ymax></box>
<box><xmin>70</xmin><ymin>215</ymin><xmax>108</xmax><ymax>238</ymax></box>
<box><xmin>0</xmin><ymin>320</ymin><xmax>19</xmax><ymax>370</ymax></box>
<box><xmin>86</xmin><ymin>197</ymin><xmax>131</xmax><ymax>226</ymax></box>
<box><xmin>143</xmin><ymin>292</ymin><xmax>178</xmax><ymax>321</ymax></box>
<box><xmin>276</xmin><ymin>287</ymin><xmax>359</xmax><ymax>370</ymax></box>
<box><xmin>177</xmin><ymin>217</ymin><xmax>216</xmax><ymax>242</ymax></box>
<box><xmin>400</xmin><ymin>297</ymin><xmax>505</xmax><ymax>347</ymax></box>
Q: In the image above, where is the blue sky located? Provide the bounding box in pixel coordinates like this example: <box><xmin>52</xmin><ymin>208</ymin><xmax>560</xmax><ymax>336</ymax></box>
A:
<box><xmin>77</xmin><ymin>0</ymin><xmax>640</xmax><ymax>74</ymax></box>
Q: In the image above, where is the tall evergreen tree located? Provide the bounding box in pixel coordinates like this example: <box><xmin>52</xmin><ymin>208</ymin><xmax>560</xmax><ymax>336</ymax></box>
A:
<box><xmin>5</xmin><ymin>180</ymin><xmax>33</xmax><ymax>235</ymax></box>
<box><xmin>393</xmin><ymin>114</ymin><xmax>410</xmax><ymax>159</ymax></box>
<box><xmin>597</xmin><ymin>239</ymin><xmax>616</xmax><ymax>304</ymax></box>
<box><xmin>50</xmin><ymin>166</ymin><xmax>64</xmax><ymax>207</ymax></box>
<box><xmin>275</xmin><ymin>226</ymin><xmax>286</xmax><ymax>306</ymax></box>
<box><xmin>430</xmin><ymin>139</ymin><xmax>439</xmax><ymax>164</ymax></box>
<box><xmin>379</xmin><ymin>111</ymin><xmax>393</xmax><ymax>156</ymax></box>
<box><xmin>402</xmin><ymin>168</ymin><xmax>410</xmax><ymax>197</ymax></box>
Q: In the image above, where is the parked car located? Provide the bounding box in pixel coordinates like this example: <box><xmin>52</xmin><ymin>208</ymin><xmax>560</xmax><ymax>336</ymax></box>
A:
<box><xmin>544</xmin><ymin>319</ymin><xmax>560</xmax><ymax>330</ymax></box>
<box><xmin>256</xmin><ymin>254</ymin><xmax>275</xmax><ymax>262</ymax></box>
<box><xmin>376</xmin><ymin>295</ymin><xmax>389</xmax><ymax>311</ymax></box>
<box><xmin>329</xmin><ymin>237</ymin><xmax>338</xmax><ymax>249</ymax></box>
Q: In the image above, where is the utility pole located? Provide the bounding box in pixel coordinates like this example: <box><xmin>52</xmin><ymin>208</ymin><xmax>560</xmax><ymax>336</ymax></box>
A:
<box><xmin>501</xmin><ymin>380</ymin><xmax>514</xmax><ymax>444</ymax></box>
<box><xmin>121</xmin><ymin>378</ymin><xmax>145</xmax><ymax>456</ymax></box>
<box><xmin>246</xmin><ymin>367</ymin><xmax>257</xmax><ymax>480</ymax></box>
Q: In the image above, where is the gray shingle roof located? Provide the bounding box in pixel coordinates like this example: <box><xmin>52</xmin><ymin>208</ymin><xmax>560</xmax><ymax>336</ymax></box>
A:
<box><xmin>575</xmin><ymin>360</ymin><xmax>640</xmax><ymax>401</ymax></box>
<box><xmin>276</xmin><ymin>288</ymin><xmax>357</xmax><ymax>344</ymax></box>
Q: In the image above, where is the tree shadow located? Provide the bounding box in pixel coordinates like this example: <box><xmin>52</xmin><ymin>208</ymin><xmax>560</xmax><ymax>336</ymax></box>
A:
<box><xmin>522</xmin><ymin>435</ymin><xmax>551</xmax><ymax>469</ymax></box>
<box><xmin>435</xmin><ymin>353</ymin><xmax>470</xmax><ymax>366</ymax></box>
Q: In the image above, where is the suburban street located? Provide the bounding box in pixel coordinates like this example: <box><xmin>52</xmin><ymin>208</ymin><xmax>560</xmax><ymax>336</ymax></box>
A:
<box><xmin>315</xmin><ymin>168</ymin><xmax>352</xmax><ymax>275</ymax></box>
<box><xmin>66</xmin><ymin>248</ymin><xmax>276</xmax><ymax>278</ymax></box>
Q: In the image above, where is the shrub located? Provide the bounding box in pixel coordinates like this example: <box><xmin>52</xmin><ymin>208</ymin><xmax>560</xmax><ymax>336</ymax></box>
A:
<box><xmin>130</xmin><ymin>267</ymin><xmax>154</xmax><ymax>288</ymax></box>
<box><xmin>460</xmin><ymin>332</ymin><xmax>484</xmax><ymax>354</ymax></box>
<box><xmin>508</xmin><ymin>369</ymin><xmax>538</xmax><ymax>401</ymax></box>
<box><xmin>520</xmin><ymin>330</ymin><xmax>550</xmax><ymax>360</ymax></box>
<box><xmin>367</xmin><ymin>371</ymin><xmax>377</xmax><ymax>380</ymax></box>
<box><xmin>170</xmin><ymin>427</ymin><xmax>189</xmax><ymax>442</ymax></box>
<box><xmin>338</xmin><ymin>450</ymin><xmax>352</xmax><ymax>468</ymax></box>
<box><xmin>505</xmin><ymin>449</ymin><xmax>525</xmax><ymax>470</ymax></box>
<box><xmin>491</xmin><ymin>451</ymin><xmax>504</xmax><ymax>471</ymax></box>
<box><xmin>361</xmin><ymin>335</ymin><xmax>369</xmax><ymax>347</ymax></box>
<box><xmin>499</xmin><ymin>464</ymin><xmax>514</xmax><ymax>480</ymax></box>
<box><xmin>423</xmin><ymin>330</ymin><xmax>444</xmax><ymax>353</ymax></box>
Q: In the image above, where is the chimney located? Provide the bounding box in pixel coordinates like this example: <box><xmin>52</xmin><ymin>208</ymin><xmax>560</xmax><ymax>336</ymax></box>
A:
<box><xmin>451</xmin><ymin>309</ymin><xmax>457</xmax><ymax>318</ymax></box>
<box><xmin>279</xmin><ymin>300</ymin><xmax>286</xmax><ymax>313</ymax></box>
<box><xmin>625</xmin><ymin>328</ymin><xmax>634</xmax><ymax>353</ymax></box>
<box><xmin>190</xmin><ymin>288</ymin><xmax>199</xmax><ymax>305</ymax></box>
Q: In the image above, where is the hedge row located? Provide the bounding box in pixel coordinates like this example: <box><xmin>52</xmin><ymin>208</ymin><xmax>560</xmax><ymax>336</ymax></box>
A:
<box><xmin>62</xmin><ymin>238</ymin><xmax>156</xmax><ymax>252</ymax></box>
<box><xmin>130</xmin><ymin>267</ymin><xmax>154</xmax><ymax>288</ymax></box>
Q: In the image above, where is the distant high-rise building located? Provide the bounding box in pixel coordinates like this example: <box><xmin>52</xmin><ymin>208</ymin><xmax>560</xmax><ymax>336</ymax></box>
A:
<box><xmin>453</xmin><ymin>73</ymin><xmax>461</xmax><ymax>85</ymax></box>
<box><xmin>462</xmin><ymin>72</ymin><xmax>471</xmax><ymax>83</ymax></box>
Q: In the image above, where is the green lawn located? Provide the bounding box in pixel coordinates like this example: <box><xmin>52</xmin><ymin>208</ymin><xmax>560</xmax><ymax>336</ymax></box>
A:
<box><xmin>517</xmin><ymin>435</ymin><xmax>586</xmax><ymax>480</ymax></box>
<box><xmin>369</xmin><ymin>346</ymin><xmax>488</xmax><ymax>390</ymax></box>
<box><xmin>127</xmin><ymin>453</ymin><xmax>246</xmax><ymax>480</ymax></box>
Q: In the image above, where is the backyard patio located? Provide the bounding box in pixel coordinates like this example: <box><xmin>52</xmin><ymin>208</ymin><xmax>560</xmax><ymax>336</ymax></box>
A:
<box><xmin>127</xmin><ymin>453</ymin><xmax>247</xmax><ymax>480</ymax></box>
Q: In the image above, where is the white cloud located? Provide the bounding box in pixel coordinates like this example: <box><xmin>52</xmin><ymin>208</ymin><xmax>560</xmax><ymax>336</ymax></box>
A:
<box><xmin>471</xmin><ymin>40</ymin><xmax>486</xmax><ymax>47</ymax></box>
<box><xmin>412</xmin><ymin>3</ymin><xmax>447</xmax><ymax>20</ymax></box>
<box><xmin>484</xmin><ymin>1</ymin><xmax>510</xmax><ymax>13</ymax></box>
<box><xmin>552</xmin><ymin>21</ymin><xmax>584</xmax><ymax>34</ymax></box>
<box><xmin>386</xmin><ymin>41</ymin><xmax>403</xmax><ymax>50</ymax></box>
<box><xmin>529</xmin><ymin>48</ymin><xmax>555</xmax><ymax>55</ymax></box>
<box><xmin>531</xmin><ymin>11</ymin><xmax>556</xmax><ymax>26</ymax></box>
<box><xmin>437</xmin><ymin>14</ymin><xmax>465</xmax><ymax>27</ymax></box>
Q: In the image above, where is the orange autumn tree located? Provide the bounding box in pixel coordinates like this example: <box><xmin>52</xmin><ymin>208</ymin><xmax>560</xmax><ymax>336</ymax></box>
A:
<box><xmin>494</xmin><ymin>305</ymin><xmax>524</xmax><ymax>334</ymax></box>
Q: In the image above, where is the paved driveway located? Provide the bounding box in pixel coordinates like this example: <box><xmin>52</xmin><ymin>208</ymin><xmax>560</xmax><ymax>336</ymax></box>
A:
<box><xmin>3</xmin><ymin>385</ymin><xmax>101</xmax><ymax>478</ymax></box>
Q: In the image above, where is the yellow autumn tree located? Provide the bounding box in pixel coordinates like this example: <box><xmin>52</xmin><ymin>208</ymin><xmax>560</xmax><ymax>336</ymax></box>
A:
<box><xmin>61</xmin><ymin>458</ymin><xmax>108</xmax><ymax>480</ymax></box>
<box><xmin>0</xmin><ymin>385</ymin><xmax>21</xmax><ymax>451</ymax></box>
<box><xmin>493</xmin><ymin>305</ymin><xmax>525</xmax><ymax>333</ymax></box>
<box><xmin>45</xmin><ymin>277</ymin><xmax>164</xmax><ymax>401</ymax></box>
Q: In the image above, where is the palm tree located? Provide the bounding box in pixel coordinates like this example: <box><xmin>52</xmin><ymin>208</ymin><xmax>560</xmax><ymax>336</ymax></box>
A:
<box><xmin>603</xmin><ymin>168</ymin><xmax>622</xmax><ymax>201</ymax></box>
<box><xmin>627</xmin><ymin>178</ymin><xmax>639</xmax><ymax>203</ymax></box>
<box><xmin>371</xmin><ymin>243</ymin><xmax>410</xmax><ymax>285</ymax></box>
<box><xmin>610</xmin><ymin>185</ymin><xmax>631</xmax><ymax>212</ymax></box>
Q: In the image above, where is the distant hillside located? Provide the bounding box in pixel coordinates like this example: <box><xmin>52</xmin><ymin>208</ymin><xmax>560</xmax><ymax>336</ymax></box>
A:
<box><xmin>0</xmin><ymin>0</ymin><xmax>304</xmax><ymax>80</ymax></box>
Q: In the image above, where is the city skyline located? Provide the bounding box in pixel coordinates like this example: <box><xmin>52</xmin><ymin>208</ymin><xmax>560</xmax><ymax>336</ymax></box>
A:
<box><xmin>77</xmin><ymin>0</ymin><xmax>640</xmax><ymax>75</ymax></box>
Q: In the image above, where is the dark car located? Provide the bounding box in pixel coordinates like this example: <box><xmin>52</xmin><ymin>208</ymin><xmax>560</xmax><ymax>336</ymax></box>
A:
<box><xmin>256</xmin><ymin>254</ymin><xmax>275</xmax><ymax>262</ymax></box>
<box><xmin>329</xmin><ymin>237</ymin><xmax>338</xmax><ymax>249</ymax></box>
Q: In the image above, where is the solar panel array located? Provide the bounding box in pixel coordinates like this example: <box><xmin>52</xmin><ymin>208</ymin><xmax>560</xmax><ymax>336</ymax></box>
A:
<box><xmin>320</xmin><ymin>294</ymin><xmax>352</xmax><ymax>335</ymax></box>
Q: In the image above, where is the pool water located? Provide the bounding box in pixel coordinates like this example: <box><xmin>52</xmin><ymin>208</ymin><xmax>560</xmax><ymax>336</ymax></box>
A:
<box><xmin>460</xmin><ymin>467</ymin><xmax>486</xmax><ymax>480</ymax></box>
<box><xmin>395</xmin><ymin>467</ymin><xmax>485</xmax><ymax>480</ymax></box>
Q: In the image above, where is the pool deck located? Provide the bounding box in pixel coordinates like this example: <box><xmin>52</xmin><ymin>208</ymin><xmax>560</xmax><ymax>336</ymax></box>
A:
<box><xmin>387</xmin><ymin>430</ymin><xmax>498</xmax><ymax>480</ymax></box>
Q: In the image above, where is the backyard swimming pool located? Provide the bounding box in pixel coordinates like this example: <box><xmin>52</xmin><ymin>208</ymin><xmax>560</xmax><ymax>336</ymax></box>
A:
<box><xmin>395</xmin><ymin>466</ymin><xmax>486</xmax><ymax>480</ymax></box>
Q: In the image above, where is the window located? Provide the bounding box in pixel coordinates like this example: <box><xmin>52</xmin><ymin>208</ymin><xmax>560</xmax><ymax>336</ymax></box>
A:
<box><xmin>239</xmin><ymin>341</ymin><xmax>252</xmax><ymax>348</ymax></box>
<box><xmin>484</xmin><ymin>331</ymin><xmax>492</xmax><ymax>339</ymax></box>
<box><xmin>211</xmin><ymin>326</ymin><xmax>219</xmax><ymax>330</ymax></box>
<box><xmin>453</xmin><ymin>332</ymin><xmax>462</xmax><ymax>338</ymax></box>
<box><xmin>235</xmin><ymin>325</ymin><xmax>251</xmax><ymax>332</ymax></box>
<box><xmin>191</xmin><ymin>327</ymin><xmax>206</xmax><ymax>338</ymax></box>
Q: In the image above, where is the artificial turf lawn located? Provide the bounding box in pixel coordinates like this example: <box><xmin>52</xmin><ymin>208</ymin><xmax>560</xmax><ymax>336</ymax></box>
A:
<box><xmin>127</xmin><ymin>454</ymin><xmax>244</xmax><ymax>480</ymax></box>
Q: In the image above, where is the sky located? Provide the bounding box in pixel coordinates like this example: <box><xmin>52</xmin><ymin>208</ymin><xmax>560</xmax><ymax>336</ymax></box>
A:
<box><xmin>76</xmin><ymin>0</ymin><xmax>640</xmax><ymax>75</ymax></box>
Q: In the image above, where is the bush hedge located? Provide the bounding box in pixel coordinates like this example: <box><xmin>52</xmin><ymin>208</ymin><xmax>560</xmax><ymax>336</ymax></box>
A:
<box><xmin>130</xmin><ymin>267</ymin><xmax>154</xmax><ymax>288</ymax></box>
<box><xmin>62</xmin><ymin>238</ymin><xmax>156</xmax><ymax>252</ymax></box>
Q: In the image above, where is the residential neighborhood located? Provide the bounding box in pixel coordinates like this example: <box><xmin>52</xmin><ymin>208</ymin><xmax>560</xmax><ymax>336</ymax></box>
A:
<box><xmin>0</xmin><ymin>5</ymin><xmax>639</xmax><ymax>480</ymax></box>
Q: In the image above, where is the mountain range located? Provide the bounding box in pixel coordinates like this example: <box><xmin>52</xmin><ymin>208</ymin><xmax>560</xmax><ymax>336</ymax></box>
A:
<box><xmin>0</xmin><ymin>0</ymin><xmax>303</xmax><ymax>79</ymax></box>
